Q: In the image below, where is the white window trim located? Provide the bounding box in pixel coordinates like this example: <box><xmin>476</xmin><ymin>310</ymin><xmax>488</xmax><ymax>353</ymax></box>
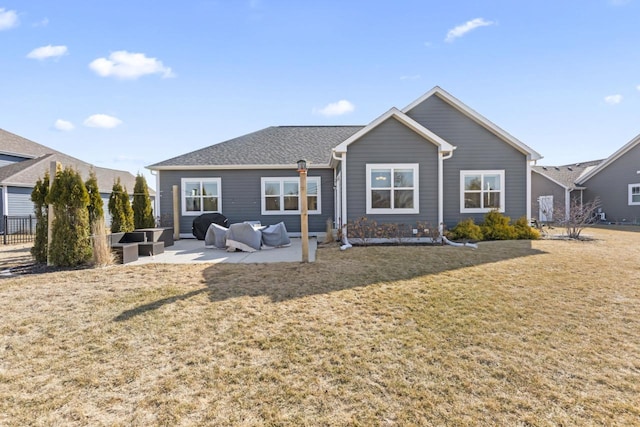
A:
<box><xmin>460</xmin><ymin>170</ymin><xmax>505</xmax><ymax>213</ymax></box>
<box><xmin>628</xmin><ymin>183</ymin><xmax>640</xmax><ymax>206</ymax></box>
<box><xmin>366</xmin><ymin>163</ymin><xmax>419</xmax><ymax>214</ymax></box>
<box><xmin>181</xmin><ymin>177</ymin><xmax>222</xmax><ymax>216</ymax></box>
<box><xmin>260</xmin><ymin>176</ymin><xmax>321</xmax><ymax>215</ymax></box>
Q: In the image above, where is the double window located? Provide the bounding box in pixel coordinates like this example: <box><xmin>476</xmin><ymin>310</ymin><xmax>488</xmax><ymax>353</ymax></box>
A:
<box><xmin>460</xmin><ymin>170</ymin><xmax>505</xmax><ymax>213</ymax></box>
<box><xmin>628</xmin><ymin>184</ymin><xmax>640</xmax><ymax>205</ymax></box>
<box><xmin>181</xmin><ymin>178</ymin><xmax>221</xmax><ymax>215</ymax></box>
<box><xmin>261</xmin><ymin>177</ymin><xmax>321</xmax><ymax>215</ymax></box>
<box><xmin>366</xmin><ymin>164</ymin><xmax>419</xmax><ymax>214</ymax></box>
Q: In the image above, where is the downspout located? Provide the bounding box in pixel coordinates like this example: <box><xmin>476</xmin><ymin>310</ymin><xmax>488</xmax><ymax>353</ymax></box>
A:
<box><xmin>565</xmin><ymin>188</ymin><xmax>571</xmax><ymax>221</ymax></box>
<box><xmin>332</xmin><ymin>149</ymin><xmax>351</xmax><ymax>249</ymax></box>
<box><xmin>438</xmin><ymin>148</ymin><xmax>455</xmax><ymax>239</ymax></box>
<box><xmin>526</xmin><ymin>155</ymin><xmax>533</xmax><ymax>222</ymax></box>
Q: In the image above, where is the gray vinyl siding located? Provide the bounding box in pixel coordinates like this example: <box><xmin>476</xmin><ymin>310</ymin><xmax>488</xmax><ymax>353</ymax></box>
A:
<box><xmin>531</xmin><ymin>172</ymin><xmax>566</xmax><ymax>221</ymax></box>
<box><xmin>581</xmin><ymin>143</ymin><xmax>640</xmax><ymax>224</ymax></box>
<box><xmin>346</xmin><ymin>117</ymin><xmax>440</xmax><ymax>227</ymax></box>
<box><xmin>7</xmin><ymin>186</ymin><xmax>35</xmax><ymax>217</ymax></box>
<box><xmin>406</xmin><ymin>95</ymin><xmax>529</xmax><ymax>227</ymax></box>
<box><xmin>157</xmin><ymin>168</ymin><xmax>335</xmax><ymax>235</ymax></box>
<box><xmin>0</xmin><ymin>187</ymin><xmax>3</xmax><ymax>232</ymax></box>
<box><xmin>0</xmin><ymin>153</ymin><xmax>29</xmax><ymax>168</ymax></box>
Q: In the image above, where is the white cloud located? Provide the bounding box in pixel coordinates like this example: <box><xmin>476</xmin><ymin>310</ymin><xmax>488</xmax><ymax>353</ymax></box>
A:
<box><xmin>445</xmin><ymin>18</ymin><xmax>494</xmax><ymax>42</ymax></box>
<box><xmin>0</xmin><ymin>8</ymin><xmax>19</xmax><ymax>30</ymax></box>
<box><xmin>83</xmin><ymin>114</ymin><xmax>123</xmax><ymax>129</ymax></box>
<box><xmin>32</xmin><ymin>18</ymin><xmax>49</xmax><ymax>27</ymax></box>
<box><xmin>604</xmin><ymin>94</ymin><xmax>623</xmax><ymax>105</ymax></box>
<box><xmin>53</xmin><ymin>119</ymin><xmax>74</xmax><ymax>131</ymax></box>
<box><xmin>314</xmin><ymin>100</ymin><xmax>355</xmax><ymax>116</ymax></box>
<box><xmin>636</xmin><ymin>84</ymin><xmax>640</xmax><ymax>91</ymax></box>
<box><xmin>89</xmin><ymin>50</ymin><xmax>175</xmax><ymax>80</ymax></box>
<box><xmin>27</xmin><ymin>45</ymin><xmax>68</xmax><ymax>60</ymax></box>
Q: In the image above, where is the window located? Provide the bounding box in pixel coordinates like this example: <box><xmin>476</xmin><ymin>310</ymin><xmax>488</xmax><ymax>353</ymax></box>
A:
<box><xmin>366</xmin><ymin>164</ymin><xmax>419</xmax><ymax>214</ymax></box>
<box><xmin>181</xmin><ymin>178</ymin><xmax>221</xmax><ymax>216</ymax></box>
<box><xmin>629</xmin><ymin>184</ymin><xmax>640</xmax><ymax>205</ymax></box>
<box><xmin>460</xmin><ymin>170</ymin><xmax>505</xmax><ymax>213</ymax></box>
<box><xmin>261</xmin><ymin>177</ymin><xmax>321</xmax><ymax>215</ymax></box>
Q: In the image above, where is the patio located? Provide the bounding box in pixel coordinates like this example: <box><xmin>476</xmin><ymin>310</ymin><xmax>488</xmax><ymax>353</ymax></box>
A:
<box><xmin>130</xmin><ymin>237</ymin><xmax>318</xmax><ymax>264</ymax></box>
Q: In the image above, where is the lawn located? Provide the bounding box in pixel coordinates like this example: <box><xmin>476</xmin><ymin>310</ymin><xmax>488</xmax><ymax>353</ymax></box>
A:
<box><xmin>1</xmin><ymin>227</ymin><xmax>639</xmax><ymax>426</ymax></box>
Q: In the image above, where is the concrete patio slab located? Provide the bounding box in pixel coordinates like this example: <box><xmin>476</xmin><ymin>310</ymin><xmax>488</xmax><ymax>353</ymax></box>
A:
<box><xmin>130</xmin><ymin>237</ymin><xmax>317</xmax><ymax>264</ymax></box>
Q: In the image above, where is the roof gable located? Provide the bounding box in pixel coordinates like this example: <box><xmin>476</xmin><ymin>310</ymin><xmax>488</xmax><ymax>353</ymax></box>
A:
<box><xmin>333</xmin><ymin>107</ymin><xmax>455</xmax><ymax>154</ymax></box>
<box><xmin>402</xmin><ymin>86</ymin><xmax>542</xmax><ymax>161</ymax></box>
<box><xmin>576</xmin><ymin>133</ymin><xmax>640</xmax><ymax>184</ymax></box>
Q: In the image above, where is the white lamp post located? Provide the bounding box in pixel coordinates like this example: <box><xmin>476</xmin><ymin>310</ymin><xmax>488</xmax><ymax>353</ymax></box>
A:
<box><xmin>297</xmin><ymin>159</ymin><xmax>309</xmax><ymax>263</ymax></box>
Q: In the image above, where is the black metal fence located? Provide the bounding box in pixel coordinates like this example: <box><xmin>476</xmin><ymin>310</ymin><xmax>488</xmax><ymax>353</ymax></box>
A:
<box><xmin>2</xmin><ymin>215</ymin><xmax>36</xmax><ymax>245</ymax></box>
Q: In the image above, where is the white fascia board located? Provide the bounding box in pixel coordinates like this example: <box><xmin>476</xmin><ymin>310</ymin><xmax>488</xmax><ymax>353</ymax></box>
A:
<box><xmin>147</xmin><ymin>163</ymin><xmax>333</xmax><ymax>171</ymax></box>
<box><xmin>402</xmin><ymin>86</ymin><xmax>543</xmax><ymax>161</ymax></box>
<box><xmin>333</xmin><ymin>107</ymin><xmax>455</xmax><ymax>153</ymax></box>
<box><xmin>576</xmin><ymin>133</ymin><xmax>640</xmax><ymax>185</ymax></box>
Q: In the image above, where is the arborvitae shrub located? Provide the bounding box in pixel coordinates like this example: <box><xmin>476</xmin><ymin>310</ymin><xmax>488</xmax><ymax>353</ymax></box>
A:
<box><xmin>448</xmin><ymin>218</ymin><xmax>484</xmax><ymax>241</ymax></box>
<box><xmin>46</xmin><ymin>166</ymin><xmax>92</xmax><ymax>267</ymax></box>
<box><xmin>85</xmin><ymin>170</ymin><xmax>104</xmax><ymax>228</ymax></box>
<box><xmin>30</xmin><ymin>172</ymin><xmax>50</xmax><ymax>263</ymax></box>
<box><xmin>514</xmin><ymin>216</ymin><xmax>540</xmax><ymax>240</ymax></box>
<box><xmin>132</xmin><ymin>174</ymin><xmax>155</xmax><ymax>229</ymax></box>
<box><xmin>108</xmin><ymin>178</ymin><xmax>134</xmax><ymax>233</ymax></box>
<box><xmin>481</xmin><ymin>210</ymin><xmax>517</xmax><ymax>240</ymax></box>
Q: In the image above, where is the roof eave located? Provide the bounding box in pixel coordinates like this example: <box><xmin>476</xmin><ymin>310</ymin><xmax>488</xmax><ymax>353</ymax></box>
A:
<box><xmin>147</xmin><ymin>163</ymin><xmax>333</xmax><ymax>171</ymax></box>
<box><xmin>576</xmin><ymin>133</ymin><xmax>640</xmax><ymax>185</ymax></box>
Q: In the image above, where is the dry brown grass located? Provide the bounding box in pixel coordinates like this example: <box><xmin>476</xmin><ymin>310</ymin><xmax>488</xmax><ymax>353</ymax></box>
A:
<box><xmin>1</xmin><ymin>227</ymin><xmax>639</xmax><ymax>425</ymax></box>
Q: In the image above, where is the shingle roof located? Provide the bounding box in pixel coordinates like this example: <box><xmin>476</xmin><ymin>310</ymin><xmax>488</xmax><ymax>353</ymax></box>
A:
<box><xmin>532</xmin><ymin>160</ymin><xmax>604</xmax><ymax>189</ymax></box>
<box><xmin>0</xmin><ymin>128</ymin><xmax>61</xmax><ymax>158</ymax></box>
<box><xmin>0</xmin><ymin>128</ymin><xmax>154</xmax><ymax>195</ymax></box>
<box><xmin>148</xmin><ymin>126</ymin><xmax>364</xmax><ymax>169</ymax></box>
<box><xmin>0</xmin><ymin>152</ymin><xmax>147</xmax><ymax>194</ymax></box>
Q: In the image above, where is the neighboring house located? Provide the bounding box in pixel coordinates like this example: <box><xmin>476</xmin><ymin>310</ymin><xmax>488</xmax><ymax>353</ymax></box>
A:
<box><xmin>531</xmin><ymin>160</ymin><xmax>603</xmax><ymax>222</ymax></box>
<box><xmin>532</xmin><ymin>133</ymin><xmax>640</xmax><ymax>225</ymax></box>
<box><xmin>0</xmin><ymin>128</ymin><xmax>148</xmax><ymax>231</ymax></box>
<box><xmin>576</xmin><ymin>133</ymin><xmax>640</xmax><ymax>224</ymax></box>
<box><xmin>148</xmin><ymin>87</ymin><xmax>542</xmax><ymax>238</ymax></box>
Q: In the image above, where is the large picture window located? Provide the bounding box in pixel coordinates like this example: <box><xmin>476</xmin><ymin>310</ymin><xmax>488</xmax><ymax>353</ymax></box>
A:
<box><xmin>628</xmin><ymin>184</ymin><xmax>640</xmax><ymax>205</ymax></box>
<box><xmin>261</xmin><ymin>177</ymin><xmax>321</xmax><ymax>215</ymax></box>
<box><xmin>366</xmin><ymin>164</ymin><xmax>419</xmax><ymax>214</ymax></box>
<box><xmin>460</xmin><ymin>170</ymin><xmax>505</xmax><ymax>213</ymax></box>
<box><xmin>181</xmin><ymin>178</ymin><xmax>221</xmax><ymax>216</ymax></box>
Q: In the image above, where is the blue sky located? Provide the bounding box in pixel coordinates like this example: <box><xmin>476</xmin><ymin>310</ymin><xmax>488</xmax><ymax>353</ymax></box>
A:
<box><xmin>1</xmin><ymin>1</ymin><xmax>639</xmax><ymax>189</ymax></box>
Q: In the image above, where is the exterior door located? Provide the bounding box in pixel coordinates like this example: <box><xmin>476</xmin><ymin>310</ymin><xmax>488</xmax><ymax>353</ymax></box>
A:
<box><xmin>538</xmin><ymin>195</ymin><xmax>553</xmax><ymax>222</ymax></box>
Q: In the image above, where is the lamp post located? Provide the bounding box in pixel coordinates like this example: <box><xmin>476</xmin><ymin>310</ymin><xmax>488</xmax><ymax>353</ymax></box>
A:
<box><xmin>297</xmin><ymin>159</ymin><xmax>309</xmax><ymax>263</ymax></box>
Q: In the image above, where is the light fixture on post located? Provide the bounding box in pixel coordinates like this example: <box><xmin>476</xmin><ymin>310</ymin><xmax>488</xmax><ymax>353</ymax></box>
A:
<box><xmin>297</xmin><ymin>159</ymin><xmax>309</xmax><ymax>263</ymax></box>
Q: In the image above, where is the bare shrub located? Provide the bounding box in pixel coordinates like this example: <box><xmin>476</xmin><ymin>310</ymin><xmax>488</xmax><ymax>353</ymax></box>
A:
<box><xmin>92</xmin><ymin>220</ymin><xmax>114</xmax><ymax>267</ymax></box>
<box><xmin>556</xmin><ymin>197</ymin><xmax>601</xmax><ymax>239</ymax></box>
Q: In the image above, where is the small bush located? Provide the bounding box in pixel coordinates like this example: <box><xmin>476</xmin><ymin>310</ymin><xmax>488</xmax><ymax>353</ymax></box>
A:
<box><xmin>514</xmin><ymin>216</ymin><xmax>540</xmax><ymax>240</ymax></box>
<box><xmin>448</xmin><ymin>218</ymin><xmax>484</xmax><ymax>241</ymax></box>
<box><xmin>85</xmin><ymin>170</ymin><xmax>104</xmax><ymax>228</ymax></box>
<box><xmin>481</xmin><ymin>210</ymin><xmax>517</xmax><ymax>241</ymax></box>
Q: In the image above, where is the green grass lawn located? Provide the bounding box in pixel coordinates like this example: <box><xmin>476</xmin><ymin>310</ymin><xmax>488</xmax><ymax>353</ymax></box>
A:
<box><xmin>1</xmin><ymin>227</ymin><xmax>639</xmax><ymax>425</ymax></box>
